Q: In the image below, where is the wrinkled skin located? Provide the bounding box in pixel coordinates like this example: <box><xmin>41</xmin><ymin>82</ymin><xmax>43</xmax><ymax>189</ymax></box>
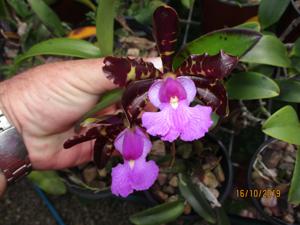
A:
<box><xmin>0</xmin><ymin>58</ymin><xmax>161</xmax><ymax>195</ymax></box>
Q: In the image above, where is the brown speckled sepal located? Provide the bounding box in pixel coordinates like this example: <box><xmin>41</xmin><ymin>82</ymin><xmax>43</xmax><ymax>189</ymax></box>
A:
<box><xmin>176</xmin><ymin>51</ymin><xmax>238</xmax><ymax>79</ymax></box>
<box><xmin>190</xmin><ymin>76</ymin><xmax>228</xmax><ymax>116</ymax></box>
<box><xmin>153</xmin><ymin>6</ymin><xmax>179</xmax><ymax>73</ymax></box>
<box><xmin>103</xmin><ymin>57</ymin><xmax>162</xmax><ymax>87</ymax></box>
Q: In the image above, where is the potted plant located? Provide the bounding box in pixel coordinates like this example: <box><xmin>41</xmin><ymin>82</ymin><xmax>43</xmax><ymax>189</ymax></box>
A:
<box><xmin>248</xmin><ymin>138</ymin><xmax>300</xmax><ymax>225</ymax></box>
<box><xmin>60</xmin><ymin>3</ymin><xmax>262</xmax><ymax>223</ymax></box>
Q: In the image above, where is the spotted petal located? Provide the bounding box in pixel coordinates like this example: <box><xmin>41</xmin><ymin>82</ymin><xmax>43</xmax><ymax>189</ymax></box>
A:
<box><xmin>175</xmin><ymin>51</ymin><xmax>238</xmax><ymax>79</ymax></box>
<box><xmin>103</xmin><ymin>57</ymin><xmax>162</xmax><ymax>87</ymax></box>
<box><xmin>153</xmin><ymin>6</ymin><xmax>179</xmax><ymax>72</ymax></box>
<box><xmin>190</xmin><ymin>76</ymin><xmax>228</xmax><ymax>116</ymax></box>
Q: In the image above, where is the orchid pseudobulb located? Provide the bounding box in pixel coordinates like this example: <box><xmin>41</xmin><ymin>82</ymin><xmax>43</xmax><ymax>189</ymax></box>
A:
<box><xmin>111</xmin><ymin>127</ymin><xmax>159</xmax><ymax>197</ymax></box>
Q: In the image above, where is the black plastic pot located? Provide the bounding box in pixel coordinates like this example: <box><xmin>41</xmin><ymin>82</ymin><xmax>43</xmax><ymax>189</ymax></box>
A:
<box><xmin>247</xmin><ymin>139</ymin><xmax>299</xmax><ymax>225</ymax></box>
<box><xmin>146</xmin><ymin>133</ymin><xmax>233</xmax><ymax>208</ymax></box>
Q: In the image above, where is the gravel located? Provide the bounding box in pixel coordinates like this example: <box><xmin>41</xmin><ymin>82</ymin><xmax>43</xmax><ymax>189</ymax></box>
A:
<box><xmin>0</xmin><ymin>179</ymin><xmax>145</xmax><ymax>225</ymax></box>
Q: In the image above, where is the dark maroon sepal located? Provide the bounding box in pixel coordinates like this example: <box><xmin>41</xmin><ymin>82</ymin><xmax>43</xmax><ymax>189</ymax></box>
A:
<box><xmin>189</xmin><ymin>75</ymin><xmax>228</xmax><ymax>116</ymax></box>
<box><xmin>103</xmin><ymin>57</ymin><xmax>162</xmax><ymax>87</ymax></box>
<box><xmin>122</xmin><ymin>79</ymin><xmax>155</xmax><ymax>124</ymax></box>
<box><xmin>93</xmin><ymin>137</ymin><xmax>114</xmax><ymax>169</ymax></box>
<box><xmin>176</xmin><ymin>51</ymin><xmax>238</xmax><ymax>79</ymax></box>
<box><xmin>153</xmin><ymin>5</ymin><xmax>179</xmax><ymax>73</ymax></box>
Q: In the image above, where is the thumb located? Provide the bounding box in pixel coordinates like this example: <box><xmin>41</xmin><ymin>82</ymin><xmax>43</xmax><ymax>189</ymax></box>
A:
<box><xmin>0</xmin><ymin>173</ymin><xmax>7</xmax><ymax>197</ymax></box>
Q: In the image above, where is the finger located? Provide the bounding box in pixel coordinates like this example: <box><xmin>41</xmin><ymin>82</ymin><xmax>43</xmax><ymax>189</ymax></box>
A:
<box><xmin>0</xmin><ymin>173</ymin><xmax>7</xmax><ymax>197</ymax></box>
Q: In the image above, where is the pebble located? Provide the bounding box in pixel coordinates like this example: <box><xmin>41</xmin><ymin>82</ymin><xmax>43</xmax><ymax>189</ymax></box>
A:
<box><xmin>183</xmin><ymin>203</ymin><xmax>192</xmax><ymax>215</ymax></box>
<box><xmin>169</xmin><ymin>176</ymin><xmax>178</xmax><ymax>187</ymax></box>
<box><xmin>260</xmin><ymin>195</ymin><xmax>277</xmax><ymax>208</ymax></box>
<box><xmin>157</xmin><ymin>173</ymin><xmax>167</xmax><ymax>186</ymax></box>
<box><xmin>83</xmin><ymin>167</ymin><xmax>98</xmax><ymax>183</ymax></box>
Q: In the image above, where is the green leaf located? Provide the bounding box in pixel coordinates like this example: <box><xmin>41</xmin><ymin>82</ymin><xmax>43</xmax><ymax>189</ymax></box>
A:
<box><xmin>7</xmin><ymin>0</ymin><xmax>32</xmax><ymax>18</ymax></box>
<box><xmin>0</xmin><ymin>0</ymin><xmax>9</xmax><ymax>19</ymax></box>
<box><xmin>226</xmin><ymin>72</ymin><xmax>280</xmax><ymax>100</ymax></box>
<box><xmin>129</xmin><ymin>200</ymin><xmax>184</xmax><ymax>225</ymax></box>
<box><xmin>276</xmin><ymin>79</ymin><xmax>300</xmax><ymax>103</ymax></box>
<box><xmin>28</xmin><ymin>171</ymin><xmax>67</xmax><ymax>195</ymax></box>
<box><xmin>75</xmin><ymin>0</ymin><xmax>96</xmax><ymax>11</ymax></box>
<box><xmin>258</xmin><ymin>0</ymin><xmax>290</xmax><ymax>29</ymax></box>
<box><xmin>288</xmin><ymin>146</ymin><xmax>300</xmax><ymax>204</ymax></box>
<box><xmin>178</xmin><ymin>174</ymin><xmax>216</xmax><ymax>224</ymax></box>
<box><xmin>290</xmin><ymin>37</ymin><xmax>300</xmax><ymax>57</ymax></box>
<box><xmin>173</xmin><ymin>28</ymin><xmax>262</xmax><ymax>69</ymax></box>
<box><xmin>241</xmin><ymin>35</ymin><xmax>291</xmax><ymax>67</ymax></box>
<box><xmin>75</xmin><ymin>88</ymin><xmax>124</xmax><ymax>131</ymax></box>
<box><xmin>96</xmin><ymin>0</ymin><xmax>116</xmax><ymax>55</ymax></box>
<box><xmin>235</xmin><ymin>21</ymin><xmax>261</xmax><ymax>32</ymax></box>
<box><xmin>216</xmin><ymin>207</ymin><xmax>231</xmax><ymax>225</ymax></box>
<box><xmin>28</xmin><ymin>0</ymin><xmax>65</xmax><ymax>36</ymax></box>
<box><xmin>262</xmin><ymin>106</ymin><xmax>300</xmax><ymax>145</ymax></box>
<box><xmin>180</xmin><ymin>0</ymin><xmax>194</xmax><ymax>9</ymax></box>
<box><xmin>15</xmin><ymin>38</ymin><xmax>102</xmax><ymax>64</ymax></box>
<box><xmin>133</xmin><ymin>0</ymin><xmax>165</xmax><ymax>25</ymax></box>
<box><xmin>291</xmin><ymin>56</ymin><xmax>300</xmax><ymax>73</ymax></box>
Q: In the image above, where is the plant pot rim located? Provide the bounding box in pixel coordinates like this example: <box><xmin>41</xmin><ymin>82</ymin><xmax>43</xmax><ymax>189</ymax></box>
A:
<box><xmin>247</xmin><ymin>138</ymin><xmax>300</xmax><ymax>225</ymax></box>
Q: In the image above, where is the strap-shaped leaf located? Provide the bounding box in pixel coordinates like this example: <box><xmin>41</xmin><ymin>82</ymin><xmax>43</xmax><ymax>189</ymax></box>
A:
<box><xmin>175</xmin><ymin>51</ymin><xmax>238</xmax><ymax>79</ymax></box>
<box><xmin>103</xmin><ymin>57</ymin><xmax>162</xmax><ymax>87</ymax></box>
<box><xmin>179</xmin><ymin>173</ymin><xmax>216</xmax><ymax>224</ymax></box>
<box><xmin>130</xmin><ymin>200</ymin><xmax>184</xmax><ymax>225</ymax></box>
<box><xmin>153</xmin><ymin>5</ymin><xmax>179</xmax><ymax>72</ymax></box>
<box><xmin>122</xmin><ymin>79</ymin><xmax>155</xmax><ymax>124</ymax></box>
<box><xmin>190</xmin><ymin>76</ymin><xmax>228</xmax><ymax>116</ymax></box>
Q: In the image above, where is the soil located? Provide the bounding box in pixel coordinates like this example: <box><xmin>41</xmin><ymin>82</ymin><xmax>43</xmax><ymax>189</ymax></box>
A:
<box><xmin>0</xmin><ymin>179</ymin><xmax>146</xmax><ymax>225</ymax></box>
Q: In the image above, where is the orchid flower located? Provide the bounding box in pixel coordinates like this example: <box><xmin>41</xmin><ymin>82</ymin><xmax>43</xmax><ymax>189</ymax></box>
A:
<box><xmin>111</xmin><ymin>127</ymin><xmax>159</xmax><ymax>197</ymax></box>
<box><xmin>142</xmin><ymin>76</ymin><xmax>213</xmax><ymax>142</ymax></box>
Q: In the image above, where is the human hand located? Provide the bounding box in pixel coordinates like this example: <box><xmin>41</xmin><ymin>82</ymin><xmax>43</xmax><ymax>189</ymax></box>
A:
<box><xmin>0</xmin><ymin>58</ymin><xmax>161</xmax><ymax>193</ymax></box>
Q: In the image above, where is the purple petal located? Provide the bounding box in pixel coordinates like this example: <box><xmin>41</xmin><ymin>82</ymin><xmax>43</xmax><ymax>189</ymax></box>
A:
<box><xmin>180</xmin><ymin>105</ymin><xmax>213</xmax><ymax>141</ymax></box>
<box><xmin>130</xmin><ymin>158</ymin><xmax>159</xmax><ymax>191</ymax></box>
<box><xmin>159</xmin><ymin>77</ymin><xmax>187</xmax><ymax>103</ymax></box>
<box><xmin>148</xmin><ymin>80</ymin><xmax>163</xmax><ymax>108</ymax></box>
<box><xmin>177</xmin><ymin>76</ymin><xmax>197</xmax><ymax>104</ymax></box>
<box><xmin>122</xmin><ymin>129</ymin><xmax>143</xmax><ymax>160</ymax></box>
<box><xmin>114</xmin><ymin>127</ymin><xmax>151</xmax><ymax>161</ymax></box>
<box><xmin>161</xmin><ymin>128</ymin><xmax>180</xmax><ymax>142</ymax></box>
<box><xmin>114</xmin><ymin>129</ymin><xmax>127</xmax><ymax>153</ymax></box>
<box><xmin>142</xmin><ymin>107</ymin><xmax>171</xmax><ymax>137</ymax></box>
<box><xmin>111</xmin><ymin>163</ymin><xmax>133</xmax><ymax>197</ymax></box>
<box><xmin>135</xmin><ymin>127</ymin><xmax>152</xmax><ymax>157</ymax></box>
